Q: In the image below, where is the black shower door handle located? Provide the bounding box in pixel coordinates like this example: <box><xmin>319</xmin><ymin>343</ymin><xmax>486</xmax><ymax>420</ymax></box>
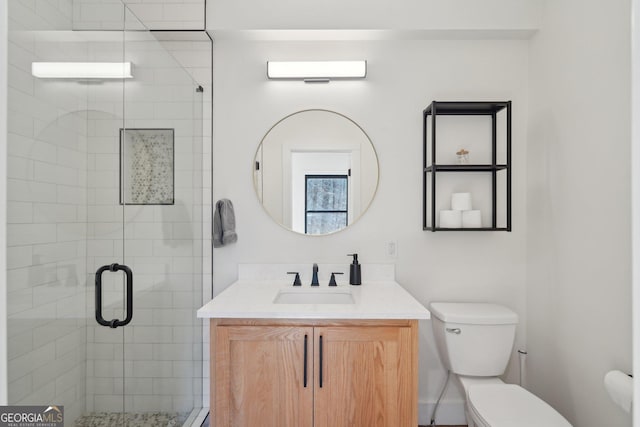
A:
<box><xmin>95</xmin><ymin>263</ymin><xmax>133</xmax><ymax>328</ymax></box>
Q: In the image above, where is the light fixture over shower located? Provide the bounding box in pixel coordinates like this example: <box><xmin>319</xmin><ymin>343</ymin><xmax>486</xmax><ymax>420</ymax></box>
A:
<box><xmin>267</xmin><ymin>60</ymin><xmax>367</xmax><ymax>82</ymax></box>
<box><xmin>31</xmin><ymin>62</ymin><xmax>134</xmax><ymax>79</ymax></box>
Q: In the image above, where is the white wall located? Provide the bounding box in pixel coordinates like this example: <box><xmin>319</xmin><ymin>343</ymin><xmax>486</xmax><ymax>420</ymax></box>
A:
<box><xmin>633</xmin><ymin>0</ymin><xmax>640</xmax><ymax>425</ymax></box>
<box><xmin>212</xmin><ymin>38</ymin><xmax>529</xmax><ymax>423</ymax></box>
<box><xmin>526</xmin><ymin>1</ymin><xmax>632</xmax><ymax>426</ymax></box>
<box><xmin>208</xmin><ymin>0</ymin><xmax>541</xmax><ymax>32</ymax></box>
<box><xmin>0</xmin><ymin>0</ymin><xmax>8</xmax><ymax>406</ymax></box>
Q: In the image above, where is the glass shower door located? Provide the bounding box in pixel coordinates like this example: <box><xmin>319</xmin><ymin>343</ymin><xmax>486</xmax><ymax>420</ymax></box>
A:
<box><xmin>120</xmin><ymin>5</ymin><xmax>204</xmax><ymax>425</ymax></box>
<box><xmin>88</xmin><ymin>3</ymin><xmax>204</xmax><ymax>426</ymax></box>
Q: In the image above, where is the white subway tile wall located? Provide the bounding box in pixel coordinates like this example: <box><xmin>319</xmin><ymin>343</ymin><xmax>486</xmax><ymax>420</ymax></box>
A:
<box><xmin>7</xmin><ymin>0</ymin><xmax>88</xmax><ymax>423</ymax></box>
<box><xmin>7</xmin><ymin>0</ymin><xmax>210</xmax><ymax>424</ymax></box>
<box><xmin>73</xmin><ymin>0</ymin><xmax>205</xmax><ymax>31</ymax></box>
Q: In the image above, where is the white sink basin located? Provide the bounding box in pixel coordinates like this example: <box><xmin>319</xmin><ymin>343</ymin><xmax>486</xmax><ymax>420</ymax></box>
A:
<box><xmin>274</xmin><ymin>288</ymin><xmax>355</xmax><ymax>304</ymax></box>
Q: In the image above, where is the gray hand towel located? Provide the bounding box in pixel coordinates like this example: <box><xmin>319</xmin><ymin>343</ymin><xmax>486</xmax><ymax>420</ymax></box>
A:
<box><xmin>213</xmin><ymin>199</ymin><xmax>238</xmax><ymax>248</ymax></box>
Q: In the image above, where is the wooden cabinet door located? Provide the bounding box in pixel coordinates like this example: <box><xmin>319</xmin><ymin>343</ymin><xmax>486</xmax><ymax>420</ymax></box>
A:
<box><xmin>313</xmin><ymin>326</ymin><xmax>417</xmax><ymax>427</ymax></box>
<box><xmin>215</xmin><ymin>326</ymin><xmax>314</xmax><ymax>427</ymax></box>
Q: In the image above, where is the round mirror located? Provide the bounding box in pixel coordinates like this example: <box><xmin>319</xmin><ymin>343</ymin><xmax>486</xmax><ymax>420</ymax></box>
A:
<box><xmin>254</xmin><ymin>109</ymin><xmax>379</xmax><ymax>235</ymax></box>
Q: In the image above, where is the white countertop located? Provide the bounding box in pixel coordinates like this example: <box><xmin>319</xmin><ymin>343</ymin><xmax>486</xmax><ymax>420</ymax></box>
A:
<box><xmin>197</xmin><ymin>280</ymin><xmax>430</xmax><ymax>320</ymax></box>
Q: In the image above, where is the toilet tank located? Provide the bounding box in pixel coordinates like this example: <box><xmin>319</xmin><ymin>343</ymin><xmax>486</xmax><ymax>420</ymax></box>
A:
<box><xmin>430</xmin><ymin>302</ymin><xmax>518</xmax><ymax>377</ymax></box>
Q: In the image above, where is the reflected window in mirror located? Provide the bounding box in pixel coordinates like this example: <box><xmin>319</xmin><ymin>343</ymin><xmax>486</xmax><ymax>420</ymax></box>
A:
<box><xmin>305</xmin><ymin>175</ymin><xmax>348</xmax><ymax>235</ymax></box>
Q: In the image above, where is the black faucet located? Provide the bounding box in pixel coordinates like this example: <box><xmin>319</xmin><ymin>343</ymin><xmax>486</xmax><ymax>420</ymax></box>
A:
<box><xmin>311</xmin><ymin>263</ymin><xmax>319</xmax><ymax>286</ymax></box>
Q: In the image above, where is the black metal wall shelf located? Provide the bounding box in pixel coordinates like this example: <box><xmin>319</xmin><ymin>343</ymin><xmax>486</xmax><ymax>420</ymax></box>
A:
<box><xmin>432</xmin><ymin>227</ymin><xmax>511</xmax><ymax>232</ymax></box>
<box><xmin>423</xmin><ymin>100</ymin><xmax>512</xmax><ymax>232</ymax></box>
<box><xmin>423</xmin><ymin>101</ymin><xmax>508</xmax><ymax>115</ymax></box>
<box><xmin>425</xmin><ymin>164</ymin><xmax>508</xmax><ymax>172</ymax></box>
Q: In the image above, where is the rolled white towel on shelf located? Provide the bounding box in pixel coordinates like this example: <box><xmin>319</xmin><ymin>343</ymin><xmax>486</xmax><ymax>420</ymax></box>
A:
<box><xmin>462</xmin><ymin>210</ymin><xmax>482</xmax><ymax>228</ymax></box>
<box><xmin>439</xmin><ymin>210</ymin><xmax>462</xmax><ymax>228</ymax></box>
<box><xmin>604</xmin><ymin>370</ymin><xmax>633</xmax><ymax>413</ymax></box>
<box><xmin>451</xmin><ymin>192</ymin><xmax>472</xmax><ymax>211</ymax></box>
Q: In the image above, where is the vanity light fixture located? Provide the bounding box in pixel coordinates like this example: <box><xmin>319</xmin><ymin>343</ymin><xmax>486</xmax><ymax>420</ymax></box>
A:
<box><xmin>31</xmin><ymin>62</ymin><xmax>134</xmax><ymax>79</ymax></box>
<box><xmin>267</xmin><ymin>60</ymin><xmax>367</xmax><ymax>83</ymax></box>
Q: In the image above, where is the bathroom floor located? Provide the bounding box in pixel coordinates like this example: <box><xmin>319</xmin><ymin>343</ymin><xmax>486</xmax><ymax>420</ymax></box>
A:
<box><xmin>74</xmin><ymin>412</ymin><xmax>189</xmax><ymax>427</ymax></box>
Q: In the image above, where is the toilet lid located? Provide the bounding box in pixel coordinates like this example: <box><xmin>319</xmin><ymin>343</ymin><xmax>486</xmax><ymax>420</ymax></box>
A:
<box><xmin>468</xmin><ymin>384</ymin><xmax>572</xmax><ymax>427</ymax></box>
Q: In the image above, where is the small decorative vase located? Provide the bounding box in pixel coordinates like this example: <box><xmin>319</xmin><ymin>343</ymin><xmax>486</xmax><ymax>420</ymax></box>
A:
<box><xmin>456</xmin><ymin>148</ymin><xmax>469</xmax><ymax>164</ymax></box>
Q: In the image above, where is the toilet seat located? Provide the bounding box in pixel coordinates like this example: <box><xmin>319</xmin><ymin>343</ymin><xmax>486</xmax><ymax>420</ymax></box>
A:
<box><xmin>467</xmin><ymin>384</ymin><xmax>572</xmax><ymax>427</ymax></box>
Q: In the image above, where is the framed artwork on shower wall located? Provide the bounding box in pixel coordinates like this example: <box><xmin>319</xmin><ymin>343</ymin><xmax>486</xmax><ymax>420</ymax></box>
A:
<box><xmin>119</xmin><ymin>128</ymin><xmax>175</xmax><ymax>205</ymax></box>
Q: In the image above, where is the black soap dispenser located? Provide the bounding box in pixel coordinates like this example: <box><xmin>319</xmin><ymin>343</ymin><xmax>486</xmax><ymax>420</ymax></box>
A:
<box><xmin>348</xmin><ymin>253</ymin><xmax>361</xmax><ymax>285</ymax></box>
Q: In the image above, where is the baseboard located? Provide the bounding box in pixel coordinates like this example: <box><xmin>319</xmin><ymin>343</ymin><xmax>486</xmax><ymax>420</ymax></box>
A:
<box><xmin>197</xmin><ymin>402</ymin><xmax>463</xmax><ymax>426</ymax></box>
<box><xmin>418</xmin><ymin>400</ymin><xmax>467</xmax><ymax>425</ymax></box>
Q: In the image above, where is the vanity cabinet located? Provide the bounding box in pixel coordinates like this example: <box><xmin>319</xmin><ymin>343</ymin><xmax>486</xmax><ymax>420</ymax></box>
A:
<box><xmin>422</xmin><ymin>101</ymin><xmax>512</xmax><ymax>231</ymax></box>
<box><xmin>210</xmin><ymin>319</ymin><xmax>418</xmax><ymax>427</ymax></box>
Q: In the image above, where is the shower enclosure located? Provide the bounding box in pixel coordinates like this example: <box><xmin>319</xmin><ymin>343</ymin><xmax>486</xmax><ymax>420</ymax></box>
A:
<box><xmin>6</xmin><ymin>0</ymin><xmax>208</xmax><ymax>425</ymax></box>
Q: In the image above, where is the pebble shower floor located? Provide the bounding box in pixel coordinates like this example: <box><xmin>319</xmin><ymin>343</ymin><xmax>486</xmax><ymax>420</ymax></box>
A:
<box><xmin>74</xmin><ymin>412</ymin><xmax>189</xmax><ymax>427</ymax></box>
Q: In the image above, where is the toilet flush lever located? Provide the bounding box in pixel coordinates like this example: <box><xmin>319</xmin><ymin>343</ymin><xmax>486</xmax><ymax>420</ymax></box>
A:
<box><xmin>446</xmin><ymin>328</ymin><xmax>462</xmax><ymax>334</ymax></box>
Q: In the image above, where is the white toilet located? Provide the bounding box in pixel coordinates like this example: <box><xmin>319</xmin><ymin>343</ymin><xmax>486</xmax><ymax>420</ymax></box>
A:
<box><xmin>430</xmin><ymin>302</ymin><xmax>572</xmax><ymax>427</ymax></box>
